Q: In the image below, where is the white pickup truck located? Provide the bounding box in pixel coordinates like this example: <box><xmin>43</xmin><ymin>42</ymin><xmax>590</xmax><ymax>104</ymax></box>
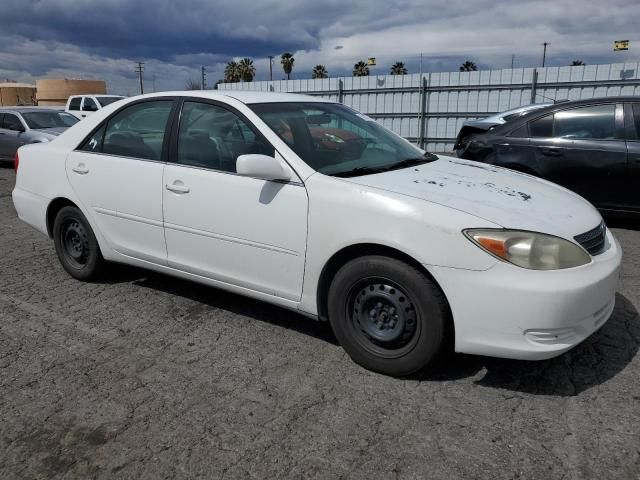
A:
<box><xmin>65</xmin><ymin>95</ymin><xmax>125</xmax><ymax>119</ymax></box>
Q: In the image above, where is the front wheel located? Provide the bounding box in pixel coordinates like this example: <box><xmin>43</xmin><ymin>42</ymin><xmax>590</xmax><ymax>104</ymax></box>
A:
<box><xmin>53</xmin><ymin>206</ymin><xmax>105</xmax><ymax>281</ymax></box>
<box><xmin>328</xmin><ymin>256</ymin><xmax>450</xmax><ymax>376</ymax></box>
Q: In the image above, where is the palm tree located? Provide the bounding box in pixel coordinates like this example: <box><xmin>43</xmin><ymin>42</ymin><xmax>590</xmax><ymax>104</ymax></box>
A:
<box><xmin>224</xmin><ymin>61</ymin><xmax>241</xmax><ymax>83</ymax></box>
<box><xmin>571</xmin><ymin>60</ymin><xmax>585</xmax><ymax>66</ymax></box>
<box><xmin>459</xmin><ymin>60</ymin><xmax>477</xmax><ymax>72</ymax></box>
<box><xmin>353</xmin><ymin>61</ymin><xmax>370</xmax><ymax>77</ymax></box>
<box><xmin>390</xmin><ymin>62</ymin><xmax>408</xmax><ymax>75</ymax></box>
<box><xmin>185</xmin><ymin>78</ymin><xmax>201</xmax><ymax>90</ymax></box>
<box><xmin>281</xmin><ymin>52</ymin><xmax>295</xmax><ymax>80</ymax></box>
<box><xmin>238</xmin><ymin>58</ymin><xmax>256</xmax><ymax>82</ymax></box>
<box><xmin>311</xmin><ymin>65</ymin><xmax>328</xmax><ymax>79</ymax></box>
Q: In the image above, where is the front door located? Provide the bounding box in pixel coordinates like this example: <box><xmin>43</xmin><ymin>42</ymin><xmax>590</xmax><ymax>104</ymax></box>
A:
<box><xmin>527</xmin><ymin>103</ymin><xmax>627</xmax><ymax>208</ymax></box>
<box><xmin>162</xmin><ymin>100</ymin><xmax>308</xmax><ymax>301</ymax></box>
<box><xmin>66</xmin><ymin>99</ymin><xmax>175</xmax><ymax>264</ymax></box>
<box><xmin>0</xmin><ymin>113</ymin><xmax>28</xmax><ymax>160</ymax></box>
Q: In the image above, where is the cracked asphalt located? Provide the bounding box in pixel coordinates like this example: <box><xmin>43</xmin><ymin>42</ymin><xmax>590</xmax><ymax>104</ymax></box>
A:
<box><xmin>0</xmin><ymin>166</ymin><xmax>639</xmax><ymax>479</ymax></box>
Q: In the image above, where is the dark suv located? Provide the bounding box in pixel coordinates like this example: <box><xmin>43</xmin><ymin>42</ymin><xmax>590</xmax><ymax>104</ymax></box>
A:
<box><xmin>455</xmin><ymin>97</ymin><xmax>640</xmax><ymax>217</ymax></box>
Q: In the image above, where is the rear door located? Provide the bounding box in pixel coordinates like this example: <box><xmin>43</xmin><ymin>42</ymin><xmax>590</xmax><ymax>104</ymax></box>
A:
<box><xmin>66</xmin><ymin>99</ymin><xmax>176</xmax><ymax>264</ymax></box>
<box><xmin>526</xmin><ymin>103</ymin><xmax>627</xmax><ymax>208</ymax></box>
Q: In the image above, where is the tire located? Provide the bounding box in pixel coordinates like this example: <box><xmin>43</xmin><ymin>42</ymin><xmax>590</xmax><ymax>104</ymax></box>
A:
<box><xmin>53</xmin><ymin>206</ymin><xmax>105</xmax><ymax>281</ymax></box>
<box><xmin>328</xmin><ymin>256</ymin><xmax>450</xmax><ymax>377</ymax></box>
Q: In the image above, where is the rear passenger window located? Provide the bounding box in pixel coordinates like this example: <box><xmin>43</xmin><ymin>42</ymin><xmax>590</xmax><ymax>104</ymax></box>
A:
<box><xmin>529</xmin><ymin>114</ymin><xmax>553</xmax><ymax>137</ymax></box>
<box><xmin>177</xmin><ymin>101</ymin><xmax>273</xmax><ymax>172</ymax></box>
<box><xmin>101</xmin><ymin>101</ymin><xmax>173</xmax><ymax>161</ymax></box>
<box><xmin>69</xmin><ymin>97</ymin><xmax>81</xmax><ymax>111</ymax></box>
<box><xmin>554</xmin><ymin>104</ymin><xmax>615</xmax><ymax>140</ymax></box>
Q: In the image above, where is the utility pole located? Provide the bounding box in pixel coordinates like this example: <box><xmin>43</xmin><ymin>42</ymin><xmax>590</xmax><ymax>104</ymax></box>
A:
<box><xmin>268</xmin><ymin>56</ymin><xmax>273</xmax><ymax>81</ymax></box>
<box><xmin>201</xmin><ymin>66</ymin><xmax>207</xmax><ymax>90</ymax></box>
<box><xmin>541</xmin><ymin>42</ymin><xmax>549</xmax><ymax>68</ymax></box>
<box><xmin>135</xmin><ymin>62</ymin><xmax>144</xmax><ymax>94</ymax></box>
<box><xmin>511</xmin><ymin>54</ymin><xmax>515</xmax><ymax>69</ymax></box>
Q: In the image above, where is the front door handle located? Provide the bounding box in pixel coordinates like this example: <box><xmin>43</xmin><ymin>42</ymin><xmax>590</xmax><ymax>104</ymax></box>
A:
<box><xmin>165</xmin><ymin>183</ymin><xmax>190</xmax><ymax>194</ymax></box>
<box><xmin>71</xmin><ymin>164</ymin><xmax>89</xmax><ymax>174</ymax></box>
<box><xmin>538</xmin><ymin>147</ymin><xmax>563</xmax><ymax>157</ymax></box>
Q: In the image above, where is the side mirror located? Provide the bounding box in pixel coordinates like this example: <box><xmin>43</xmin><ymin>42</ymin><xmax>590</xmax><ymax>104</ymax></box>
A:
<box><xmin>236</xmin><ymin>154</ymin><xmax>291</xmax><ymax>181</ymax></box>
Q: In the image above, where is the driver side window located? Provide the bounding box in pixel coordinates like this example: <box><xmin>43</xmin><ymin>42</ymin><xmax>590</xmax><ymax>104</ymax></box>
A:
<box><xmin>176</xmin><ymin>101</ymin><xmax>273</xmax><ymax>172</ymax></box>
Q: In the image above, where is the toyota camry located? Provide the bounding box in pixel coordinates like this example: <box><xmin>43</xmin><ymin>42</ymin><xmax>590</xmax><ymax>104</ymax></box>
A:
<box><xmin>12</xmin><ymin>91</ymin><xmax>621</xmax><ymax>376</ymax></box>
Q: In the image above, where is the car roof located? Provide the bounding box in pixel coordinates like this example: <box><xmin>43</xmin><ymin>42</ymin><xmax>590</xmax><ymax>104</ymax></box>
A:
<box><xmin>0</xmin><ymin>107</ymin><xmax>62</xmax><ymax>113</ymax></box>
<box><xmin>70</xmin><ymin>94</ymin><xmax>124</xmax><ymax>98</ymax></box>
<box><xmin>123</xmin><ymin>90</ymin><xmax>336</xmax><ymax>105</ymax></box>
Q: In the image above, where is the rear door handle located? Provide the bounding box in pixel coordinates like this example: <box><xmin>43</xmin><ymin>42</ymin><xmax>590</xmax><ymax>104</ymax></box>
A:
<box><xmin>165</xmin><ymin>183</ymin><xmax>190</xmax><ymax>194</ymax></box>
<box><xmin>72</xmin><ymin>164</ymin><xmax>89</xmax><ymax>174</ymax></box>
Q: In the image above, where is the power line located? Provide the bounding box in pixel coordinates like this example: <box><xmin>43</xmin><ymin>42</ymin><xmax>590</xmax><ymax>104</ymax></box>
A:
<box><xmin>134</xmin><ymin>62</ymin><xmax>144</xmax><ymax>94</ymax></box>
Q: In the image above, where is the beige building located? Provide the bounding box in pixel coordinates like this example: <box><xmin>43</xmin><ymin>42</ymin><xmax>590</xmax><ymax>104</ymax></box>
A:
<box><xmin>36</xmin><ymin>79</ymin><xmax>107</xmax><ymax>106</ymax></box>
<box><xmin>0</xmin><ymin>83</ymin><xmax>37</xmax><ymax>106</ymax></box>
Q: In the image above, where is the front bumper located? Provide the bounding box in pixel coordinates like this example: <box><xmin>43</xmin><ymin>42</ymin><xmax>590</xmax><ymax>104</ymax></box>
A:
<box><xmin>428</xmin><ymin>229</ymin><xmax>622</xmax><ymax>360</ymax></box>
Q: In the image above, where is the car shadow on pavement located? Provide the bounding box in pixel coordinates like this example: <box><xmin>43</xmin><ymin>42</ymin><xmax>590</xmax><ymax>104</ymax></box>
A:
<box><xmin>422</xmin><ymin>293</ymin><xmax>640</xmax><ymax>396</ymax></box>
<box><xmin>102</xmin><ymin>265</ymin><xmax>638</xmax><ymax>395</ymax></box>
<box><xmin>122</xmin><ymin>268</ymin><xmax>340</xmax><ymax>346</ymax></box>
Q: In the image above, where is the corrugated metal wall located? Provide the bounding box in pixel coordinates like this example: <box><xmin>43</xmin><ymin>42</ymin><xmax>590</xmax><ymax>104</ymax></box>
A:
<box><xmin>219</xmin><ymin>63</ymin><xmax>640</xmax><ymax>152</ymax></box>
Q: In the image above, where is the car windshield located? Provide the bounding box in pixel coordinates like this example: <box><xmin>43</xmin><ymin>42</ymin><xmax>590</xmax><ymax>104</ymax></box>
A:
<box><xmin>249</xmin><ymin>102</ymin><xmax>436</xmax><ymax>177</ymax></box>
<box><xmin>97</xmin><ymin>96</ymin><xmax>124</xmax><ymax>107</ymax></box>
<box><xmin>21</xmin><ymin>111</ymin><xmax>79</xmax><ymax>129</ymax></box>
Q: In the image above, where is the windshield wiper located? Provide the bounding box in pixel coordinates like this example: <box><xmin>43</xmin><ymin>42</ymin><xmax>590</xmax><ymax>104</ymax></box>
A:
<box><xmin>332</xmin><ymin>166</ymin><xmax>387</xmax><ymax>178</ymax></box>
<box><xmin>381</xmin><ymin>153</ymin><xmax>439</xmax><ymax>172</ymax></box>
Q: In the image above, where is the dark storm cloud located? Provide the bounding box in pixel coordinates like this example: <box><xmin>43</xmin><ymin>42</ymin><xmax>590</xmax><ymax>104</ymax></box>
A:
<box><xmin>1</xmin><ymin>0</ymin><xmax>638</xmax><ymax>93</ymax></box>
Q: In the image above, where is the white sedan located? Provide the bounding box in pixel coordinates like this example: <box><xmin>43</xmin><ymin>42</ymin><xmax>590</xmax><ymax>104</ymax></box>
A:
<box><xmin>12</xmin><ymin>91</ymin><xmax>621</xmax><ymax>376</ymax></box>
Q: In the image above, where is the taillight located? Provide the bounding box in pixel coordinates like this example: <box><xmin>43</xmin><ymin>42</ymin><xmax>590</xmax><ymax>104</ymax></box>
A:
<box><xmin>14</xmin><ymin>152</ymin><xmax>19</xmax><ymax>172</ymax></box>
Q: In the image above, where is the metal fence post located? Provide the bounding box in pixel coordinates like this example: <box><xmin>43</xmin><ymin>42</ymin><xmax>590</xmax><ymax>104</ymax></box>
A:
<box><xmin>419</xmin><ymin>76</ymin><xmax>428</xmax><ymax>149</ymax></box>
<box><xmin>530</xmin><ymin>68</ymin><xmax>538</xmax><ymax>104</ymax></box>
<box><xmin>338</xmin><ymin>79</ymin><xmax>344</xmax><ymax>103</ymax></box>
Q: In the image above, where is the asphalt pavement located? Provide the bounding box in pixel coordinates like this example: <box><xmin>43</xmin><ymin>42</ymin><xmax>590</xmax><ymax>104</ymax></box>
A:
<box><xmin>0</xmin><ymin>167</ymin><xmax>638</xmax><ymax>479</ymax></box>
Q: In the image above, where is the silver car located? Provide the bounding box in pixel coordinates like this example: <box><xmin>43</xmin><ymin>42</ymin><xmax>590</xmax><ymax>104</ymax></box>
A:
<box><xmin>0</xmin><ymin>107</ymin><xmax>79</xmax><ymax>165</ymax></box>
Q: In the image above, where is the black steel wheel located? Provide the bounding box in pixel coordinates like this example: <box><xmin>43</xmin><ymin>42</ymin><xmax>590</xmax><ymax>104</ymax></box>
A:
<box><xmin>53</xmin><ymin>206</ymin><xmax>105</xmax><ymax>281</ymax></box>
<box><xmin>328</xmin><ymin>256</ymin><xmax>450</xmax><ymax>376</ymax></box>
<box><xmin>347</xmin><ymin>279</ymin><xmax>420</xmax><ymax>358</ymax></box>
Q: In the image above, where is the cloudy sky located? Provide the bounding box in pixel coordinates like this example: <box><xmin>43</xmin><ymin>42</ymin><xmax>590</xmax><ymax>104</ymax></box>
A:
<box><xmin>1</xmin><ymin>0</ymin><xmax>638</xmax><ymax>94</ymax></box>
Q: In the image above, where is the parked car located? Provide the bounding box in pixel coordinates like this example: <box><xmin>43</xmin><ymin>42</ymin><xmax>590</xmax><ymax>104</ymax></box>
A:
<box><xmin>12</xmin><ymin>91</ymin><xmax>621</xmax><ymax>376</ymax></box>
<box><xmin>454</xmin><ymin>103</ymin><xmax>552</xmax><ymax>156</ymax></box>
<box><xmin>455</xmin><ymin>97</ymin><xmax>640</xmax><ymax>217</ymax></box>
<box><xmin>65</xmin><ymin>94</ymin><xmax>125</xmax><ymax>119</ymax></box>
<box><xmin>0</xmin><ymin>107</ymin><xmax>79</xmax><ymax>165</ymax></box>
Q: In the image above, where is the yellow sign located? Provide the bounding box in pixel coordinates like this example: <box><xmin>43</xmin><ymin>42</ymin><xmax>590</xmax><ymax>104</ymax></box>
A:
<box><xmin>367</xmin><ymin>57</ymin><xmax>377</xmax><ymax>66</ymax></box>
<box><xmin>614</xmin><ymin>40</ymin><xmax>629</xmax><ymax>51</ymax></box>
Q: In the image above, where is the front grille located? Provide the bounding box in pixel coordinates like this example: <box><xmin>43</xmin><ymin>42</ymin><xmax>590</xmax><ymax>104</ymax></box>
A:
<box><xmin>574</xmin><ymin>221</ymin><xmax>606</xmax><ymax>256</ymax></box>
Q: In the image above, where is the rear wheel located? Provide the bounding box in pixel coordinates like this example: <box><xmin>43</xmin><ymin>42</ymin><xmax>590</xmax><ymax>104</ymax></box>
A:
<box><xmin>328</xmin><ymin>256</ymin><xmax>449</xmax><ymax>376</ymax></box>
<box><xmin>53</xmin><ymin>206</ymin><xmax>105</xmax><ymax>281</ymax></box>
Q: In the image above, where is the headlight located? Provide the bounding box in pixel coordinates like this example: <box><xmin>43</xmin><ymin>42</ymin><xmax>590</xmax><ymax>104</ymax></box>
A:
<box><xmin>464</xmin><ymin>229</ymin><xmax>591</xmax><ymax>270</ymax></box>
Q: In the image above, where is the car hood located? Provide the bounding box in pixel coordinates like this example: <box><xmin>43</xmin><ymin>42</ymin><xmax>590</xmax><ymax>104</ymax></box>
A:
<box><xmin>31</xmin><ymin>127</ymin><xmax>68</xmax><ymax>137</ymax></box>
<box><xmin>342</xmin><ymin>156</ymin><xmax>602</xmax><ymax>239</ymax></box>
